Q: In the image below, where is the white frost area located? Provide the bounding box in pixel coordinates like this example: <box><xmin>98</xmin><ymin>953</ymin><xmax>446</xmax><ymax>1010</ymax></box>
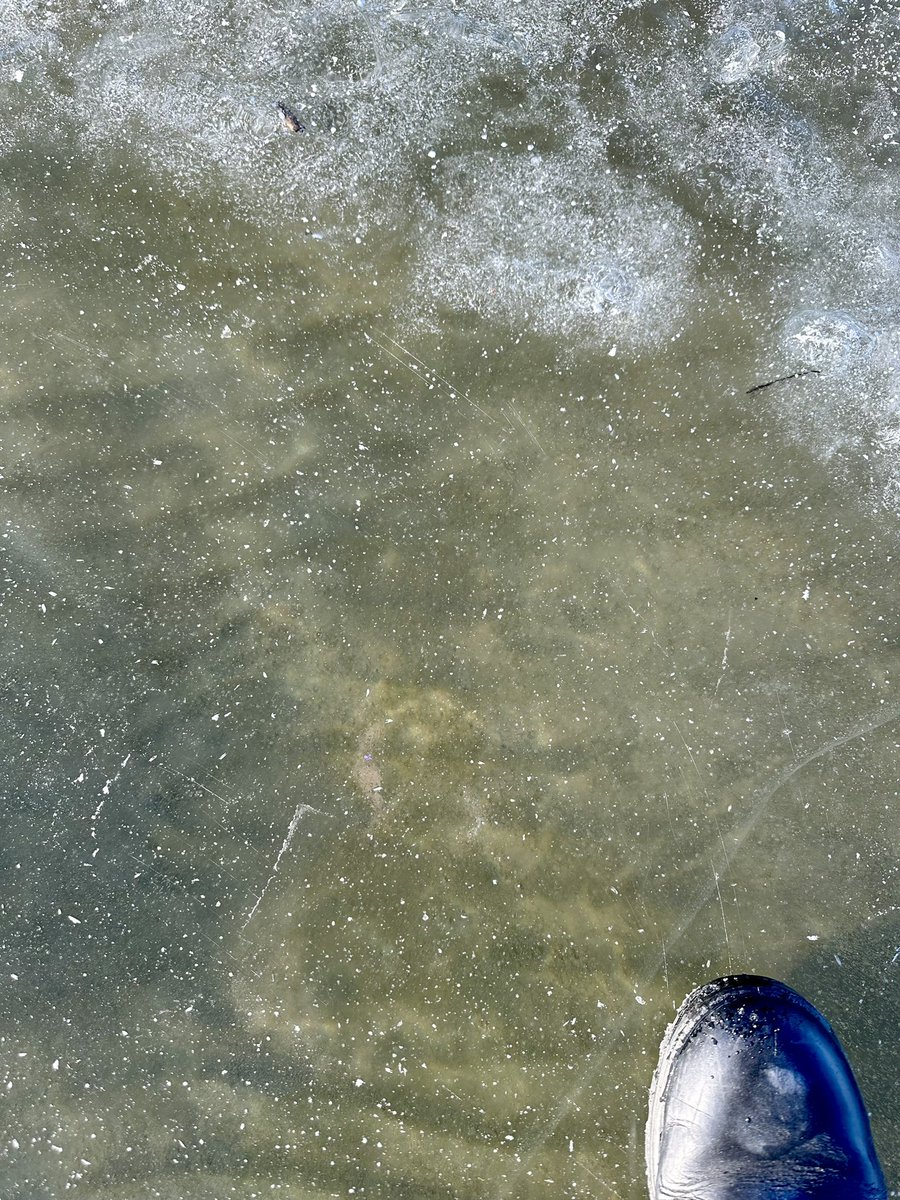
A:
<box><xmin>417</xmin><ymin>154</ymin><xmax>695</xmax><ymax>350</ymax></box>
<box><xmin>0</xmin><ymin>0</ymin><xmax>885</xmax><ymax>505</ymax></box>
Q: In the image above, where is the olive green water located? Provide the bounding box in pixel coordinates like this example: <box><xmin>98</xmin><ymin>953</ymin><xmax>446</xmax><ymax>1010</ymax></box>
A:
<box><xmin>2</xmin><ymin>9</ymin><xmax>900</xmax><ymax>1198</ymax></box>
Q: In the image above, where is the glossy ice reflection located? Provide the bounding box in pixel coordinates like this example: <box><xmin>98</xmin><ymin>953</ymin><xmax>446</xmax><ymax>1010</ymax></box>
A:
<box><xmin>1</xmin><ymin>1</ymin><xmax>899</xmax><ymax>1198</ymax></box>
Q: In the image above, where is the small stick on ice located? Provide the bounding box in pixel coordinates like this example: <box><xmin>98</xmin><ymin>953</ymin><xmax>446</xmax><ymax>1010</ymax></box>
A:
<box><xmin>746</xmin><ymin>368</ymin><xmax>820</xmax><ymax>395</ymax></box>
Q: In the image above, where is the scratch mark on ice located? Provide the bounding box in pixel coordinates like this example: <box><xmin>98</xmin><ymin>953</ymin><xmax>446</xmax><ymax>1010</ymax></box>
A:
<box><xmin>712</xmin><ymin>864</ymin><xmax>733</xmax><ymax>972</ymax></box>
<box><xmin>242</xmin><ymin>802</ymin><xmax>323</xmax><ymax>928</ymax></box>
<box><xmin>576</xmin><ymin>1160</ymin><xmax>624</xmax><ymax>1200</ymax></box>
<box><xmin>673</xmin><ymin>721</ymin><xmax>702</xmax><ymax>782</ymax></box>
<box><xmin>506</xmin><ymin>403</ymin><xmax>546</xmax><ymax>455</ymax></box>
<box><xmin>778</xmin><ymin>693</ymin><xmax>797</xmax><ymax>759</ymax></box>
<box><xmin>160</xmin><ymin>762</ymin><xmax>236</xmax><ymax>811</ymax></box>
<box><xmin>612</xmin><ymin>580</ymin><xmax>672</xmax><ymax>661</ymax></box>
<box><xmin>714</xmin><ymin>613</ymin><xmax>732</xmax><ymax>696</ymax></box>
<box><xmin>367</xmin><ymin>329</ymin><xmax>496</xmax><ymax>425</ymax></box>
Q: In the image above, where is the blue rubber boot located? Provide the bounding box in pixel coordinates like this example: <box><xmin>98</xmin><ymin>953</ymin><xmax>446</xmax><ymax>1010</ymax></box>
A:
<box><xmin>646</xmin><ymin>975</ymin><xmax>887</xmax><ymax>1199</ymax></box>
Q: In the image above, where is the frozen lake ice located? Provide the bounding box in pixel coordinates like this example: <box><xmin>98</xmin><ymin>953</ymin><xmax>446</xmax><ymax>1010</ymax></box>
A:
<box><xmin>1</xmin><ymin>1</ymin><xmax>899</xmax><ymax>1196</ymax></box>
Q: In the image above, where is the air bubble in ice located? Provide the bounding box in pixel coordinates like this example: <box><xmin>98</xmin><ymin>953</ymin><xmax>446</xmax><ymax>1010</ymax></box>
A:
<box><xmin>709</xmin><ymin>24</ymin><xmax>788</xmax><ymax>84</ymax></box>
<box><xmin>710</xmin><ymin>25</ymin><xmax>761</xmax><ymax>84</ymax></box>
<box><xmin>784</xmin><ymin>310</ymin><xmax>877</xmax><ymax>373</ymax></box>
